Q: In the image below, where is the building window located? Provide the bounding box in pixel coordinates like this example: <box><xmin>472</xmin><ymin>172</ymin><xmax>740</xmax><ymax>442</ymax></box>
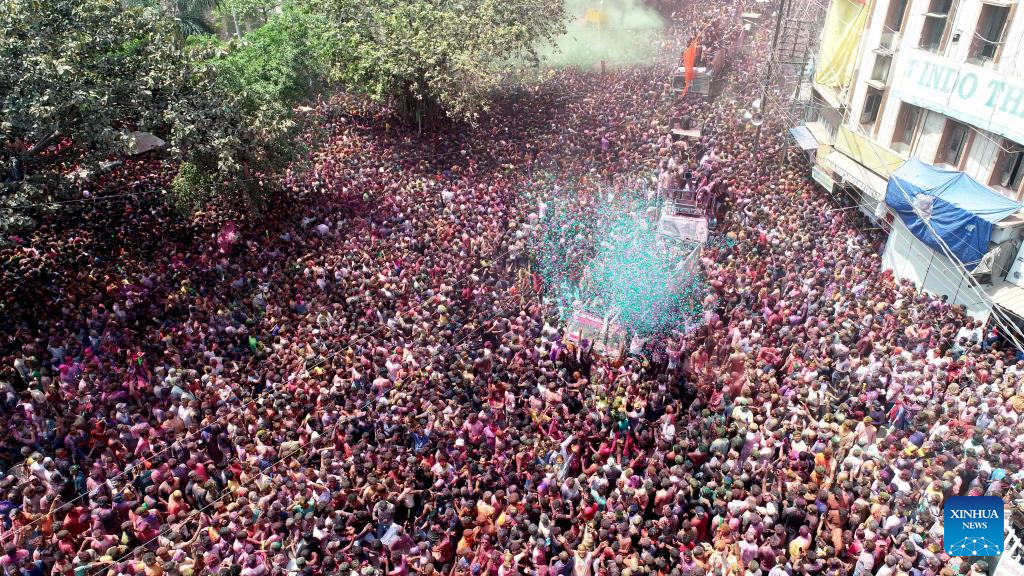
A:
<box><xmin>993</xmin><ymin>143</ymin><xmax>1024</xmax><ymax>193</ymax></box>
<box><xmin>926</xmin><ymin>0</ymin><xmax>953</xmax><ymax>16</ymax></box>
<box><xmin>860</xmin><ymin>88</ymin><xmax>883</xmax><ymax>126</ymax></box>
<box><xmin>885</xmin><ymin>0</ymin><xmax>909</xmax><ymax>32</ymax></box>
<box><xmin>937</xmin><ymin>120</ymin><xmax>970</xmax><ymax>167</ymax></box>
<box><xmin>891</xmin><ymin>103</ymin><xmax>922</xmax><ymax>152</ymax></box>
<box><xmin>870</xmin><ymin>54</ymin><xmax>893</xmax><ymax>84</ymax></box>
<box><xmin>969</xmin><ymin>4</ymin><xmax>1009</xmax><ymax>64</ymax></box>
<box><xmin>920</xmin><ymin>0</ymin><xmax>954</xmax><ymax>53</ymax></box>
<box><xmin>920</xmin><ymin>17</ymin><xmax>946</xmax><ymax>52</ymax></box>
<box><xmin>880</xmin><ymin>0</ymin><xmax>909</xmax><ymax>51</ymax></box>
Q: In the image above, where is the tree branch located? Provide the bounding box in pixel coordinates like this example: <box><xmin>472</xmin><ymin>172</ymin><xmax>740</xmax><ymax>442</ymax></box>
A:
<box><xmin>26</xmin><ymin>130</ymin><xmax>60</xmax><ymax>157</ymax></box>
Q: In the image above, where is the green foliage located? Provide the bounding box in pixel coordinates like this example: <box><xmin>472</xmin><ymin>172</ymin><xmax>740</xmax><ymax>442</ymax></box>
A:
<box><xmin>164</xmin><ymin>7</ymin><xmax>327</xmax><ymax>213</ymax></box>
<box><xmin>130</xmin><ymin>0</ymin><xmax>222</xmax><ymax>41</ymax></box>
<box><xmin>170</xmin><ymin>160</ymin><xmax>212</xmax><ymax>214</ymax></box>
<box><xmin>213</xmin><ymin>6</ymin><xmax>329</xmax><ymax>106</ymax></box>
<box><xmin>310</xmin><ymin>0</ymin><xmax>567</xmax><ymax>123</ymax></box>
<box><xmin>0</xmin><ymin>0</ymin><xmax>569</xmax><ymax>232</ymax></box>
<box><xmin>164</xmin><ymin>37</ymin><xmax>300</xmax><ymax>214</ymax></box>
<box><xmin>0</xmin><ymin>182</ymin><xmax>48</xmax><ymax>236</ymax></box>
<box><xmin>1</xmin><ymin>0</ymin><xmax>169</xmax><ymax>169</ymax></box>
<box><xmin>0</xmin><ymin>0</ymin><xmax>173</xmax><ymax>230</ymax></box>
<box><xmin>0</xmin><ymin>0</ymin><xmax>302</xmax><ymax>230</ymax></box>
<box><xmin>215</xmin><ymin>0</ymin><xmax>276</xmax><ymax>27</ymax></box>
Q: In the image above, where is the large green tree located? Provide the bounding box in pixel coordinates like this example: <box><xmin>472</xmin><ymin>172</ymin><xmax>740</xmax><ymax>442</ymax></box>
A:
<box><xmin>0</xmin><ymin>0</ymin><xmax>307</xmax><ymax>230</ymax></box>
<box><xmin>0</xmin><ymin>0</ymin><xmax>568</xmax><ymax>231</ymax></box>
<box><xmin>0</xmin><ymin>0</ymin><xmax>175</xmax><ymax>229</ymax></box>
<box><xmin>309</xmin><ymin>0</ymin><xmax>567</xmax><ymax>123</ymax></box>
<box><xmin>169</xmin><ymin>5</ymin><xmax>329</xmax><ymax>213</ymax></box>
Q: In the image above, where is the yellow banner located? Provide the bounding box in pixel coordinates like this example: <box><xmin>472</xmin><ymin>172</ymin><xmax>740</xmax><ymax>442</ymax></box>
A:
<box><xmin>814</xmin><ymin>0</ymin><xmax>869</xmax><ymax>89</ymax></box>
<box><xmin>834</xmin><ymin>126</ymin><xmax>904</xmax><ymax>177</ymax></box>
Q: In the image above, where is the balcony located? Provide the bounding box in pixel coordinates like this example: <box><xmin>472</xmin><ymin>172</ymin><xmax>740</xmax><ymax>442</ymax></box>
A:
<box><xmin>866</xmin><ymin>53</ymin><xmax>893</xmax><ymax>89</ymax></box>
<box><xmin>876</xmin><ymin>30</ymin><xmax>900</xmax><ymax>56</ymax></box>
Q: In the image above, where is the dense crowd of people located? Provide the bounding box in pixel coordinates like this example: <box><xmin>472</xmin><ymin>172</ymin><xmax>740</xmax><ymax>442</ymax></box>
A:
<box><xmin>2</xmin><ymin>1</ymin><xmax>1023</xmax><ymax>575</ymax></box>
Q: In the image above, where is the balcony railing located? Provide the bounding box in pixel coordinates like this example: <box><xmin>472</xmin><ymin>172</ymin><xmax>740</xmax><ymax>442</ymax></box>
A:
<box><xmin>878</xmin><ymin>29</ymin><xmax>900</xmax><ymax>55</ymax></box>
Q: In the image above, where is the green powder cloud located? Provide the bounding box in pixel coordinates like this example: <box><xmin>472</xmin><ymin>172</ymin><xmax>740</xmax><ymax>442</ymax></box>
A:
<box><xmin>541</xmin><ymin>0</ymin><xmax>665</xmax><ymax>68</ymax></box>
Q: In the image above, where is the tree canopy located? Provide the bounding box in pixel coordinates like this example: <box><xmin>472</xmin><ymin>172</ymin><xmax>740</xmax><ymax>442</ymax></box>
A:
<box><xmin>0</xmin><ymin>0</ymin><xmax>567</xmax><ymax>231</ymax></box>
<box><xmin>167</xmin><ymin>5</ymin><xmax>331</xmax><ymax>212</ymax></box>
<box><xmin>0</xmin><ymin>0</ymin><xmax>175</xmax><ymax>175</ymax></box>
<box><xmin>302</xmin><ymin>0</ymin><xmax>567</xmax><ymax>123</ymax></box>
<box><xmin>0</xmin><ymin>0</ymin><xmax>312</xmax><ymax>228</ymax></box>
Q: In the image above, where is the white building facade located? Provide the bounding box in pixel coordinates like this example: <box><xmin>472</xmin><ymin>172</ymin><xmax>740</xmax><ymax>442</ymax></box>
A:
<box><xmin>802</xmin><ymin>0</ymin><xmax>1024</xmax><ymax>322</ymax></box>
<box><xmin>852</xmin><ymin>0</ymin><xmax>1024</xmax><ymax>193</ymax></box>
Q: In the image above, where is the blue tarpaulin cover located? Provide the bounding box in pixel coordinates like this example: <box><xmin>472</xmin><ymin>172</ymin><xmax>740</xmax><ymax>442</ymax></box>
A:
<box><xmin>885</xmin><ymin>158</ymin><xmax>1021</xmax><ymax>268</ymax></box>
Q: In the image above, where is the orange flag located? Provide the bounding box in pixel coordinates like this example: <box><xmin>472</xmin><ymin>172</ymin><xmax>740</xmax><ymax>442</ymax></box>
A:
<box><xmin>682</xmin><ymin>35</ymin><xmax>699</xmax><ymax>97</ymax></box>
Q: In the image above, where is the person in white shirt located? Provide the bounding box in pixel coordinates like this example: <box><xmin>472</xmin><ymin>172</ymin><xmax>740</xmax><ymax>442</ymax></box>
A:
<box><xmin>842</xmin><ymin>447</ymin><xmax>864</xmax><ymax>478</ymax></box>
<box><xmin>851</xmin><ymin>541</ymin><xmax>875</xmax><ymax>576</ymax></box>
<box><xmin>732</xmin><ymin>398</ymin><xmax>754</xmax><ymax>425</ymax></box>
<box><xmin>660</xmin><ymin>413</ymin><xmax>676</xmax><ymax>443</ymax></box>
<box><xmin>956</xmin><ymin>320</ymin><xmax>983</xmax><ymax>344</ymax></box>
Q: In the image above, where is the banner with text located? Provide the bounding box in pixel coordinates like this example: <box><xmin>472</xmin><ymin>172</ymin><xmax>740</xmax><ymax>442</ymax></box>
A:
<box><xmin>891</xmin><ymin>48</ymin><xmax>1024</xmax><ymax>146</ymax></box>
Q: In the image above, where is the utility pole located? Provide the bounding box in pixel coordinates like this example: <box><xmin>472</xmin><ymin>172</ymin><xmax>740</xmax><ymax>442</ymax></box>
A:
<box><xmin>781</xmin><ymin>39</ymin><xmax>812</xmax><ymax>170</ymax></box>
<box><xmin>753</xmin><ymin>0</ymin><xmax>788</xmax><ymax>152</ymax></box>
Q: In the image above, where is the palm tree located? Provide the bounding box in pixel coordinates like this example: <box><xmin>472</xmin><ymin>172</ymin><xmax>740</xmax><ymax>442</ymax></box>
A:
<box><xmin>128</xmin><ymin>0</ymin><xmax>222</xmax><ymax>41</ymax></box>
<box><xmin>167</xmin><ymin>0</ymin><xmax>222</xmax><ymax>37</ymax></box>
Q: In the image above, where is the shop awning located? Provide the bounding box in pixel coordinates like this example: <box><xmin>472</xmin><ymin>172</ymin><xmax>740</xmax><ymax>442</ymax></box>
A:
<box><xmin>812</xmin><ymin>83</ymin><xmax>844</xmax><ymax>110</ymax></box>
<box><xmin>985</xmin><ymin>280</ymin><xmax>1024</xmax><ymax>319</ymax></box>
<box><xmin>804</xmin><ymin>121</ymin><xmax>834</xmax><ymax>148</ymax></box>
<box><xmin>821</xmin><ymin>150</ymin><xmax>889</xmax><ymax>201</ymax></box>
<box><xmin>834</xmin><ymin>126</ymin><xmax>905</xmax><ymax>178</ymax></box>
<box><xmin>789</xmin><ymin>126</ymin><xmax>819</xmax><ymax>151</ymax></box>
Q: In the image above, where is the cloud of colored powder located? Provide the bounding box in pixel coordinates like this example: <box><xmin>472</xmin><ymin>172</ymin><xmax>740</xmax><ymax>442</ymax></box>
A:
<box><xmin>540</xmin><ymin>0</ymin><xmax>665</xmax><ymax>69</ymax></box>
<box><xmin>531</xmin><ymin>182</ymin><xmax>707</xmax><ymax>337</ymax></box>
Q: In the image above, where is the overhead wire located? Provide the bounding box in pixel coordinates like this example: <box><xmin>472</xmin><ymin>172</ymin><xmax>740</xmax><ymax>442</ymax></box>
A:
<box><xmin>736</xmin><ymin>0</ymin><xmax>1024</xmax><ymax>348</ymax></box>
<box><xmin>67</xmin><ymin>23</ymin><xmax>719</xmax><ymax>573</ymax></box>
<box><xmin>0</xmin><ymin>24</ymin><xmax>651</xmax><ymax>482</ymax></box>
<box><xmin>770</xmin><ymin>81</ymin><xmax>1024</xmax><ymax>345</ymax></box>
<box><xmin>74</xmin><ymin>150</ymin><xmax>663</xmax><ymax>570</ymax></box>
<box><xmin>3</xmin><ymin>136</ymin><xmax>628</xmax><ymax>539</ymax></box>
<box><xmin>2</xmin><ymin>111</ymin><xmax>574</xmax><ymax>516</ymax></box>
<box><xmin>1</xmin><ymin>145</ymin><xmax>478</xmax><ymax>211</ymax></box>
<box><xmin>2</xmin><ymin>226</ymin><xmax>527</xmax><ymax>538</ymax></box>
<box><xmin>10</xmin><ymin>5</ymin><xmax>779</xmax><ymax>569</ymax></box>
<box><xmin>806</xmin><ymin>69</ymin><xmax>1024</xmax><ymax>350</ymax></box>
<box><xmin>817</xmin><ymin>22</ymin><xmax>1024</xmax><ymax>345</ymax></box>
